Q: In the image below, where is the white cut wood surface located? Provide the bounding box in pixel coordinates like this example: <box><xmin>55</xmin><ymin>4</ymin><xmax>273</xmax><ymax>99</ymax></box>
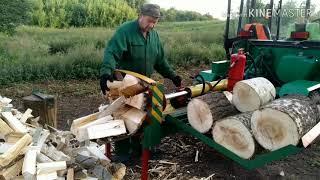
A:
<box><xmin>212</xmin><ymin>113</ymin><xmax>255</xmax><ymax>159</ymax></box>
<box><xmin>125</xmin><ymin>93</ymin><xmax>145</xmax><ymax>110</ymax></box>
<box><xmin>37</xmin><ymin>161</ymin><xmax>66</xmax><ymax>175</ymax></box>
<box><xmin>87</xmin><ymin>120</ymin><xmax>126</xmax><ymax>140</ymax></box>
<box><xmin>121</xmin><ymin>107</ymin><xmax>146</xmax><ymax>134</ymax></box>
<box><xmin>22</xmin><ymin>149</ymin><xmax>37</xmax><ymax>180</ymax></box>
<box><xmin>20</xmin><ymin>109</ymin><xmax>33</xmax><ymax>123</ymax></box>
<box><xmin>232</xmin><ymin>77</ymin><xmax>276</xmax><ymax>112</ymax></box>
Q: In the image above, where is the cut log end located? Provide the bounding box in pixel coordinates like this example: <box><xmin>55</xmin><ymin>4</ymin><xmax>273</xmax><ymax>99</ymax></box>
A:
<box><xmin>212</xmin><ymin>115</ymin><xmax>255</xmax><ymax>159</ymax></box>
<box><xmin>251</xmin><ymin>108</ymin><xmax>299</xmax><ymax>151</ymax></box>
<box><xmin>232</xmin><ymin>82</ymin><xmax>261</xmax><ymax>112</ymax></box>
<box><xmin>187</xmin><ymin>98</ymin><xmax>213</xmax><ymax>133</ymax></box>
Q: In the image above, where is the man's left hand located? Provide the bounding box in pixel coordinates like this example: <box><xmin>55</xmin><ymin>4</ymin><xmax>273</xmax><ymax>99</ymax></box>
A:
<box><xmin>172</xmin><ymin>75</ymin><xmax>182</xmax><ymax>87</ymax></box>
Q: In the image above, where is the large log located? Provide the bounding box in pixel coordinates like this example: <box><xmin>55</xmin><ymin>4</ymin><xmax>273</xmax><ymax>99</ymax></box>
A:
<box><xmin>125</xmin><ymin>93</ymin><xmax>146</xmax><ymax>110</ymax></box>
<box><xmin>251</xmin><ymin>96</ymin><xmax>319</xmax><ymax>151</ymax></box>
<box><xmin>212</xmin><ymin>113</ymin><xmax>255</xmax><ymax>159</ymax></box>
<box><xmin>187</xmin><ymin>92</ymin><xmax>239</xmax><ymax>133</ymax></box>
<box><xmin>232</xmin><ymin>77</ymin><xmax>276</xmax><ymax>112</ymax></box>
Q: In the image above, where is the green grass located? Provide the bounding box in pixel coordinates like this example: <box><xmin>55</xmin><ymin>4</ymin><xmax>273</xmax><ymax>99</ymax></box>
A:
<box><xmin>0</xmin><ymin>20</ymin><xmax>226</xmax><ymax>85</ymax></box>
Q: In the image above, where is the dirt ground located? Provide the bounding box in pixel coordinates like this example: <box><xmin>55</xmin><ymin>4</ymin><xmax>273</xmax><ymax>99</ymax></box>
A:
<box><xmin>1</xmin><ymin>66</ymin><xmax>320</xmax><ymax>179</ymax></box>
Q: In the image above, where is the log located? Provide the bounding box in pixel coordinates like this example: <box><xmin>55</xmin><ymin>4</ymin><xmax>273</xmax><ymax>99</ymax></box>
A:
<box><xmin>187</xmin><ymin>92</ymin><xmax>239</xmax><ymax>133</ymax></box>
<box><xmin>0</xmin><ymin>134</ymin><xmax>32</xmax><ymax>167</ymax></box>
<box><xmin>251</xmin><ymin>96</ymin><xmax>319</xmax><ymax>151</ymax></box>
<box><xmin>23</xmin><ymin>93</ymin><xmax>57</xmax><ymax>128</ymax></box>
<box><xmin>125</xmin><ymin>93</ymin><xmax>145</xmax><ymax>110</ymax></box>
<box><xmin>121</xmin><ymin>107</ymin><xmax>146</xmax><ymax>134</ymax></box>
<box><xmin>22</xmin><ymin>149</ymin><xmax>37</xmax><ymax>180</ymax></box>
<box><xmin>212</xmin><ymin>113</ymin><xmax>255</xmax><ymax>159</ymax></box>
<box><xmin>70</xmin><ymin>112</ymin><xmax>99</xmax><ymax>132</ymax></box>
<box><xmin>0</xmin><ymin>118</ymin><xmax>13</xmax><ymax>137</ymax></box>
<box><xmin>86</xmin><ymin>120</ymin><xmax>126</xmax><ymax>140</ymax></box>
<box><xmin>1</xmin><ymin>112</ymin><xmax>28</xmax><ymax>133</ymax></box>
<box><xmin>119</xmin><ymin>75</ymin><xmax>146</xmax><ymax>97</ymax></box>
<box><xmin>37</xmin><ymin>161</ymin><xmax>66</xmax><ymax>175</ymax></box>
<box><xmin>0</xmin><ymin>158</ymin><xmax>23</xmax><ymax>180</ymax></box>
<box><xmin>232</xmin><ymin>77</ymin><xmax>276</xmax><ymax>112</ymax></box>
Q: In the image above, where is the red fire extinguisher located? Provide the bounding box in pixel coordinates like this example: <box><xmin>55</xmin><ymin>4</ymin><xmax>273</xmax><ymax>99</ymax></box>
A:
<box><xmin>227</xmin><ymin>49</ymin><xmax>246</xmax><ymax>91</ymax></box>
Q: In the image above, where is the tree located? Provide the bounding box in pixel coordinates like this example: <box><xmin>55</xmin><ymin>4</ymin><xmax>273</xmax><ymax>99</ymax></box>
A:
<box><xmin>125</xmin><ymin>0</ymin><xmax>146</xmax><ymax>10</ymax></box>
<box><xmin>0</xmin><ymin>0</ymin><xmax>31</xmax><ymax>34</ymax></box>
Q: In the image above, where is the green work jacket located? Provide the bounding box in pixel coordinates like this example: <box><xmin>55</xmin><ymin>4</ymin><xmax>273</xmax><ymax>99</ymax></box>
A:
<box><xmin>100</xmin><ymin>20</ymin><xmax>176</xmax><ymax>79</ymax></box>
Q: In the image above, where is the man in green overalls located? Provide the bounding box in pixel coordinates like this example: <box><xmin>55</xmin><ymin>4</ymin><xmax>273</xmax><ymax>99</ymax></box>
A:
<box><xmin>100</xmin><ymin>3</ymin><xmax>182</xmax><ymax>93</ymax></box>
<box><xmin>100</xmin><ymin>4</ymin><xmax>182</xmax><ymax>161</ymax></box>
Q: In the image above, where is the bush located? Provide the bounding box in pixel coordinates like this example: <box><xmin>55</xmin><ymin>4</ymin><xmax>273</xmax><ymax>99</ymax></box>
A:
<box><xmin>0</xmin><ymin>0</ymin><xmax>31</xmax><ymax>35</ymax></box>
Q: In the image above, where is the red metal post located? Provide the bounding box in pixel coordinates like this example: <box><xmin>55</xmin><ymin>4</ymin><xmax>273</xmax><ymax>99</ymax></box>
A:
<box><xmin>141</xmin><ymin>149</ymin><xmax>151</xmax><ymax>180</ymax></box>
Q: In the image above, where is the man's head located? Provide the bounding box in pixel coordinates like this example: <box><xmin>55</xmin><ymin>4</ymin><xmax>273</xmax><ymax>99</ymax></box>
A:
<box><xmin>138</xmin><ymin>4</ymin><xmax>161</xmax><ymax>32</ymax></box>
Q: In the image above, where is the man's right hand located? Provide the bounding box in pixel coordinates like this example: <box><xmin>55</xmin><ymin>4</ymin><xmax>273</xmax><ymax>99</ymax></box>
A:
<box><xmin>100</xmin><ymin>74</ymin><xmax>114</xmax><ymax>95</ymax></box>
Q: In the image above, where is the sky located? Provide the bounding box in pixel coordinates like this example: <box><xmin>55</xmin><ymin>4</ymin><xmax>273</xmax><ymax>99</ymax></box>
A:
<box><xmin>149</xmin><ymin>0</ymin><xmax>320</xmax><ymax>20</ymax></box>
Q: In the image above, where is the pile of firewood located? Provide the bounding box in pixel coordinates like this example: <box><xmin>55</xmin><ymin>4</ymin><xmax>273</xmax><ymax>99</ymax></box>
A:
<box><xmin>0</xmin><ymin>95</ymin><xmax>126</xmax><ymax>180</ymax></box>
<box><xmin>187</xmin><ymin>77</ymin><xmax>320</xmax><ymax>159</ymax></box>
<box><xmin>71</xmin><ymin>74</ymin><xmax>148</xmax><ymax>142</ymax></box>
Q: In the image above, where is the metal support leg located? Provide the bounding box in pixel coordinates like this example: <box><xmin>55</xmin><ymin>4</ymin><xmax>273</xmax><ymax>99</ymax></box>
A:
<box><xmin>141</xmin><ymin>149</ymin><xmax>150</xmax><ymax>180</ymax></box>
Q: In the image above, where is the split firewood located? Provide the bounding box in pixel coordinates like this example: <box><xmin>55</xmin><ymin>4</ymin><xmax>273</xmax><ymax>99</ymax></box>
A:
<box><xmin>0</xmin><ymin>118</ymin><xmax>14</xmax><ymax>137</ymax></box>
<box><xmin>36</xmin><ymin>152</ymin><xmax>53</xmax><ymax>163</ymax></box>
<box><xmin>232</xmin><ymin>77</ymin><xmax>276</xmax><ymax>112</ymax></box>
<box><xmin>22</xmin><ymin>149</ymin><xmax>37</xmax><ymax>180</ymax></box>
<box><xmin>97</xmin><ymin>96</ymin><xmax>126</xmax><ymax>119</ymax></box>
<box><xmin>1</xmin><ymin>112</ymin><xmax>28</xmax><ymax>133</ymax></box>
<box><xmin>212</xmin><ymin>113</ymin><xmax>255</xmax><ymax>159</ymax></box>
<box><xmin>251</xmin><ymin>95</ymin><xmax>319</xmax><ymax>151</ymax></box>
<box><xmin>72</xmin><ymin>115</ymin><xmax>113</xmax><ymax>142</ymax></box>
<box><xmin>86</xmin><ymin>120</ymin><xmax>126</xmax><ymax>140</ymax></box>
<box><xmin>5</xmin><ymin>132</ymin><xmax>25</xmax><ymax>144</ymax></box>
<box><xmin>119</xmin><ymin>75</ymin><xmax>146</xmax><ymax>98</ymax></box>
<box><xmin>125</xmin><ymin>93</ymin><xmax>146</xmax><ymax>110</ymax></box>
<box><xmin>37</xmin><ymin>161</ymin><xmax>66</xmax><ymax>175</ymax></box>
<box><xmin>121</xmin><ymin>107</ymin><xmax>147</xmax><ymax>134</ymax></box>
<box><xmin>0</xmin><ymin>158</ymin><xmax>23</xmax><ymax>180</ymax></box>
<box><xmin>0</xmin><ymin>134</ymin><xmax>32</xmax><ymax>167</ymax></box>
<box><xmin>20</xmin><ymin>108</ymin><xmax>33</xmax><ymax>123</ymax></box>
<box><xmin>66</xmin><ymin>168</ymin><xmax>74</xmax><ymax>180</ymax></box>
<box><xmin>41</xmin><ymin>144</ymin><xmax>71</xmax><ymax>162</ymax></box>
<box><xmin>187</xmin><ymin>92</ymin><xmax>239</xmax><ymax>133</ymax></box>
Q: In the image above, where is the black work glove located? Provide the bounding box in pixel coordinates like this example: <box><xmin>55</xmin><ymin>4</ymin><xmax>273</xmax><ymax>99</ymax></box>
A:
<box><xmin>100</xmin><ymin>74</ymin><xmax>114</xmax><ymax>95</ymax></box>
<box><xmin>171</xmin><ymin>75</ymin><xmax>182</xmax><ymax>87</ymax></box>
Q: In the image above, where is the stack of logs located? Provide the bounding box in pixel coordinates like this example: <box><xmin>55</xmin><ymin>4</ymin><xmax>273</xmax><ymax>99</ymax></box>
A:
<box><xmin>0</xmin><ymin>95</ymin><xmax>126</xmax><ymax>180</ymax></box>
<box><xmin>187</xmin><ymin>77</ymin><xmax>320</xmax><ymax>159</ymax></box>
